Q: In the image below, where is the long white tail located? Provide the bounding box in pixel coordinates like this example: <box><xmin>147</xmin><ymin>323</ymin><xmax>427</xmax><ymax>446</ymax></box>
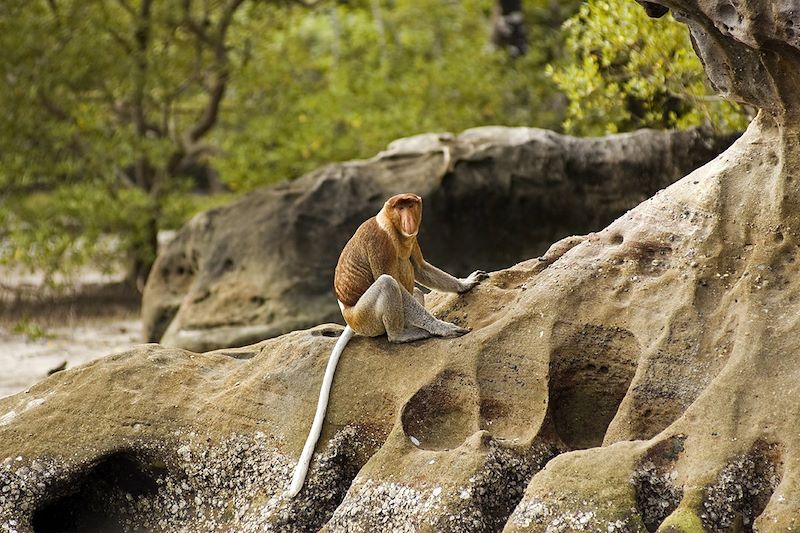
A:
<box><xmin>283</xmin><ymin>325</ymin><xmax>355</xmax><ymax>499</ymax></box>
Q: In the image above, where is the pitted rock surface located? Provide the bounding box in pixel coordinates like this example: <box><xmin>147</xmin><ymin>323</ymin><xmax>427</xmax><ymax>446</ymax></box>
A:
<box><xmin>3</xmin><ymin>113</ymin><xmax>799</xmax><ymax>531</ymax></box>
<box><xmin>3</xmin><ymin>1</ymin><xmax>800</xmax><ymax>531</ymax></box>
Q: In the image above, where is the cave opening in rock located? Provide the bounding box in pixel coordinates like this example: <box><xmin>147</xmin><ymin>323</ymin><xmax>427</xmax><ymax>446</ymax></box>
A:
<box><xmin>701</xmin><ymin>441</ymin><xmax>784</xmax><ymax>532</ymax></box>
<box><xmin>274</xmin><ymin>426</ymin><xmax>383</xmax><ymax>533</ymax></box>
<box><xmin>547</xmin><ymin>322</ymin><xmax>640</xmax><ymax>449</ymax></box>
<box><xmin>32</xmin><ymin>452</ymin><xmax>165</xmax><ymax>533</ymax></box>
<box><xmin>400</xmin><ymin>369</ymin><xmax>477</xmax><ymax>451</ymax></box>
<box><xmin>632</xmin><ymin>435</ymin><xmax>686</xmax><ymax>532</ymax></box>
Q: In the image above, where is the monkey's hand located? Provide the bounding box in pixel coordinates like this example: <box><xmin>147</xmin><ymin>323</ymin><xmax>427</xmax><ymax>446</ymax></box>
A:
<box><xmin>458</xmin><ymin>270</ymin><xmax>489</xmax><ymax>293</ymax></box>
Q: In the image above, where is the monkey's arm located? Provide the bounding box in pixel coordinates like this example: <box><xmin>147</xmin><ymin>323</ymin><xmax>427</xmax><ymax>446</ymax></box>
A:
<box><xmin>411</xmin><ymin>243</ymin><xmax>487</xmax><ymax>293</ymax></box>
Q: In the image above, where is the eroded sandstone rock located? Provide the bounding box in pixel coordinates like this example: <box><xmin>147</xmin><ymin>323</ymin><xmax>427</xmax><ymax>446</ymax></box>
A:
<box><xmin>3</xmin><ymin>112</ymin><xmax>796</xmax><ymax>531</ymax></box>
<box><xmin>142</xmin><ymin>126</ymin><xmax>734</xmax><ymax>352</ymax></box>
<box><xmin>2</xmin><ymin>1</ymin><xmax>799</xmax><ymax>532</ymax></box>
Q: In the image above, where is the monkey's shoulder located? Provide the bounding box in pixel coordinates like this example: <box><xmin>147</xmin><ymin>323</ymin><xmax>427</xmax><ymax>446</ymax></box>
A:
<box><xmin>335</xmin><ymin>218</ymin><xmax>391</xmax><ymax>305</ymax></box>
<box><xmin>344</xmin><ymin>217</ymin><xmax>392</xmax><ymax>258</ymax></box>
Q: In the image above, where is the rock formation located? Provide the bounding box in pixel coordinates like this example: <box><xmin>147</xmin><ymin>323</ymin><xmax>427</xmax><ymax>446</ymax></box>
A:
<box><xmin>142</xmin><ymin>126</ymin><xmax>734</xmax><ymax>352</ymax></box>
<box><xmin>2</xmin><ymin>0</ymin><xmax>799</xmax><ymax>531</ymax></box>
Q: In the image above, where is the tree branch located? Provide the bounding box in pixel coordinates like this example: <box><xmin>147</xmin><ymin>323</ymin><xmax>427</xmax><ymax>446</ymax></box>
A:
<box><xmin>183</xmin><ymin>0</ymin><xmax>244</xmax><ymax>144</ymax></box>
<box><xmin>131</xmin><ymin>0</ymin><xmax>154</xmax><ymax>192</ymax></box>
<box><xmin>182</xmin><ymin>0</ymin><xmax>216</xmax><ymax>46</ymax></box>
<box><xmin>46</xmin><ymin>0</ymin><xmax>61</xmax><ymax>26</ymax></box>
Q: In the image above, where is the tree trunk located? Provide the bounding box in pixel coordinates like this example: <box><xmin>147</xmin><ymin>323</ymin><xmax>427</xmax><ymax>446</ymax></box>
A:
<box><xmin>491</xmin><ymin>0</ymin><xmax>527</xmax><ymax>57</ymax></box>
<box><xmin>127</xmin><ymin>204</ymin><xmax>160</xmax><ymax>292</ymax></box>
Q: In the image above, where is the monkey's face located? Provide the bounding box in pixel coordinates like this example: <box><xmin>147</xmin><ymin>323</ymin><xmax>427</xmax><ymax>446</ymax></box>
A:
<box><xmin>386</xmin><ymin>193</ymin><xmax>422</xmax><ymax>238</ymax></box>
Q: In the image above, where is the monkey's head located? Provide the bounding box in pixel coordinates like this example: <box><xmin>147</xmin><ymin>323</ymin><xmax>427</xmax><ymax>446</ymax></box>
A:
<box><xmin>385</xmin><ymin>193</ymin><xmax>422</xmax><ymax>238</ymax></box>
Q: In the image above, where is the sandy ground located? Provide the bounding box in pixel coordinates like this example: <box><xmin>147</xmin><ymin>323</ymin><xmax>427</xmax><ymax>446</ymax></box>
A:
<box><xmin>0</xmin><ymin>267</ymin><xmax>144</xmax><ymax>399</ymax></box>
<box><xmin>0</xmin><ymin>319</ymin><xmax>143</xmax><ymax>399</ymax></box>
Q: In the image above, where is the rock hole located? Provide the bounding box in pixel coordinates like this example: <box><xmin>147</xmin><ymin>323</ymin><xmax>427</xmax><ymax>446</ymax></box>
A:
<box><xmin>435</xmin><ymin>441</ymin><xmax>561</xmax><ymax>533</ymax></box>
<box><xmin>632</xmin><ymin>435</ymin><xmax>686</xmax><ymax>532</ymax></box>
<box><xmin>223</xmin><ymin>258</ymin><xmax>235</xmax><ymax>271</ymax></box>
<box><xmin>310</xmin><ymin>327</ymin><xmax>345</xmax><ymax>338</ymax></box>
<box><xmin>609</xmin><ymin>232</ymin><xmax>624</xmax><ymax>245</ymax></box>
<box><xmin>275</xmin><ymin>426</ymin><xmax>382</xmax><ymax>532</ymax></box>
<box><xmin>624</xmin><ymin>240</ymin><xmax>672</xmax><ymax>276</ymax></box>
<box><xmin>638</xmin><ymin>2</ymin><xmax>669</xmax><ymax>18</ymax></box>
<box><xmin>479</xmin><ymin>397</ymin><xmax>506</xmax><ymax>428</ymax></box>
<box><xmin>32</xmin><ymin>452</ymin><xmax>166</xmax><ymax>533</ymax></box>
<box><xmin>701</xmin><ymin>441</ymin><xmax>783</xmax><ymax>532</ymax></box>
<box><xmin>401</xmin><ymin>370</ymin><xmax>477</xmax><ymax>450</ymax></box>
<box><xmin>547</xmin><ymin>322</ymin><xmax>640</xmax><ymax>449</ymax></box>
<box><xmin>718</xmin><ymin>2</ymin><xmax>738</xmax><ymax>27</ymax></box>
<box><xmin>775</xmin><ymin>232</ymin><xmax>784</xmax><ymax>243</ymax></box>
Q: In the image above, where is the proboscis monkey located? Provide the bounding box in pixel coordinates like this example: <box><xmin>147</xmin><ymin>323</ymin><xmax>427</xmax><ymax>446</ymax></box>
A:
<box><xmin>284</xmin><ymin>193</ymin><xmax>487</xmax><ymax>498</ymax></box>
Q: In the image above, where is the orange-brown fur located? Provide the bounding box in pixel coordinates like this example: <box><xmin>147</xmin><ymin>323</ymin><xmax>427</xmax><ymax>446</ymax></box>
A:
<box><xmin>335</xmin><ymin>193</ymin><xmax>422</xmax><ymax>309</ymax></box>
<box><xmin>334</xmin><ymin>192</ymin><xmax>485</xmax><ymax>340</ymax></box>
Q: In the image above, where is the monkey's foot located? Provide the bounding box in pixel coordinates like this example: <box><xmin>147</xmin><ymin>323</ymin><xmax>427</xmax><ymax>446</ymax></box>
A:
<box><xmin>434</xmin><ymin>321</ymin><xmax>470</xmax><ymax>337</ymax></box>
<box><xmin>388</xmin><ymin>326</ymin><xmax>432</xmax><ymax>343</ymax></box>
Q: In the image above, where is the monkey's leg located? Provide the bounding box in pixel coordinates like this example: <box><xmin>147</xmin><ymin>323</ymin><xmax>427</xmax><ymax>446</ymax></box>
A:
<box><xmin>361</xmin><ymin>275</ymin><xmax>432</xmax><ymax>342</ymax></box>
<box><xmin>390</xmin><ymin>325</ymin><xmax>431</xmax><ymax>343</ymax></box>
<box><xmin>403</xmin><ymin>287</ymin><xmax>461</xmax><ymax>340</ymax></box>
<box><xmin>413</xmin><ymin>287</ymin><xmax>425</xmax><ymax>307</ymax></box>
<box><xmin>349</xmin><ymin>275</ymin><xmax>466</xmax><ymax>342</ymax></box>
<box><xmin>398</xmin><ymin>280</ymin><xmax>469</xmax><ymax>338</ymax></box>
<box><xmin>392</xmin><ymin>287</ymin><xmax>427</xmax><ymax>341</ymax></box>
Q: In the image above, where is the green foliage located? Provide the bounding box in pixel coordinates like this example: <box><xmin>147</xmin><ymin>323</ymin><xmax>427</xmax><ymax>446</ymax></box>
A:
<box><xmin>1</xmin><ymin>0</ymin><xmax>581</xmax><ymax>282</ymax></box>
<box><xmin>0</xmin><ymin>0</ymin><xmax>249</xmax><ymax>283</ymax></box>
<box><xmin>12</xmin><ymin>318</ymin><xmax>52</xmax><ymax>341</ymax></box>
<box><xmin>548</xmin><ymin>0</ymin><xmax>749</xmax><ymax>136</ymax></box>
<box><xmin>216</xmin><ymin>0</ymin><xmax>578</xmax><ymax>190</ymax></box>
<box><xmin>1</xmin><ymin>184</ymin><xmax>152</xmax><ymax>284</ymax></box>
<box><xmin>7</xmin><ymin>0</ymin><xmax>740</xmax><ymax>282</ymax></box>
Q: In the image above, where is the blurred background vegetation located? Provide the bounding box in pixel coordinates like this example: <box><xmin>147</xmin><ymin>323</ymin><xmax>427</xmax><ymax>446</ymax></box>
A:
<box><xmin>0</xmin><ymin>0</ymin><xmax>748</xmax><ymax>288</ymax></box>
